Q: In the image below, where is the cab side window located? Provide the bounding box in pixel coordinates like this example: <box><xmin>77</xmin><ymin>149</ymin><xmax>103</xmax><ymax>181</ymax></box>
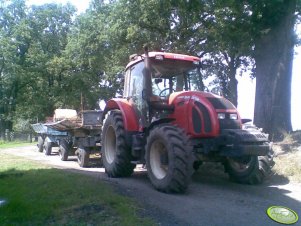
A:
<box><xmin>129</xmin><ymin>62</ymin><xmax>144</xmax><ymax>99</ymax></box>
<box><xmin>123</xmin><ymin>69</ymin><xmax>131</xmax><ymax>97</ymax></box>
<box><xmin>123</xmin><ymin>62</ymin><xmax>144</xmax><ymax>98</ymax></box>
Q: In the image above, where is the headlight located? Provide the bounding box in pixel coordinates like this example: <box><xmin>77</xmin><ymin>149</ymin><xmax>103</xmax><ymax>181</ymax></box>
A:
<box><xmin>218</xmin><ymin>113</ymin><xmax>226</xmax><ymax>119</ymax></box>
<box><xmin>230</xmin><ymin>113</ymin><xmax>238</xmax><ymax>120</ymax></box>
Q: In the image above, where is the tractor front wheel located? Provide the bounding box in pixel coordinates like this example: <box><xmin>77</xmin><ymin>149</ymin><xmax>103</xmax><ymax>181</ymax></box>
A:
<box><xmin>225</xmin><ymin>153</ymin><xmax>274</xmax><ymax>184</ymax></box>
<box><xmin>101</xmin><ymin>111</ymin><xmax>135</xmax><ymax>177</ymax></box>
<box><xmin>145</xmin><ymin>125</ymin><xmax>192</xmax><ymax>193</ymax></box>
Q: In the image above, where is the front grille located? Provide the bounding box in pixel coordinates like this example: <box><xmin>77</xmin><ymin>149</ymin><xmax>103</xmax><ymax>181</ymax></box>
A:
<box><xmin>192</xmin><ymin>101</ymin><xmax>212</xmax><ymax>134</ymax></box>
<box><xmin>241</xmin><ymin>132</ymin><xmax>268</xmax><ymax>141</ymax></box>
<box><xmin>195</xmin><ymin>102</ymin><xmax>212</xmax><ymax>133</ymax></box>
<box><xmin>219</xmin><ymin>118</ymin><xmax>240</xmax><ymax>130</ymax></box>
<box><xmin>192</xmin><ymin>107</ymin><xmax>202</xmax><ymax>133</ymax></box>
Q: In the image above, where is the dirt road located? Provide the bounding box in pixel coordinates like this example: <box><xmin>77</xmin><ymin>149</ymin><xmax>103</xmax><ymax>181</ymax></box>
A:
<box><xmin>1</xmin><ymin>145</ymin><xmax>300</xmax><ymax>226</ymax></box>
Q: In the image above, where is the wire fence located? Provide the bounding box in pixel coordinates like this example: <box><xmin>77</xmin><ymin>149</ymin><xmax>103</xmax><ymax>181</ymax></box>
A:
<box><xmin>0</xmin><ymin>130</ymin><xmax>34</xmax><ymax>142</ymax></box>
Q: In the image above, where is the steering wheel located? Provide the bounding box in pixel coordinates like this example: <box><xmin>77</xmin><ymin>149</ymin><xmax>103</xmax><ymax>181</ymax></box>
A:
<box><xmin>159</xmin><ymin>88</ymin><xmax>175</xmax><ymax>97</ymax></box>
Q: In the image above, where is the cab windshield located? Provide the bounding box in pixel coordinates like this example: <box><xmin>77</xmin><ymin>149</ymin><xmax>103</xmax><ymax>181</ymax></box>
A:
<box><xmin>150</xmin><ymin>58</ymin><xmax>203</xmax><ymax>97</ymax></box>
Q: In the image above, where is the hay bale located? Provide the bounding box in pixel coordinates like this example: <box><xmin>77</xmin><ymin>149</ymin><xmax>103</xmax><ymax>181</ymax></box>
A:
<box><xmin>53</xmin><ymin>109</ymin><xmax>77</xmax><ymax>122</ymax></box>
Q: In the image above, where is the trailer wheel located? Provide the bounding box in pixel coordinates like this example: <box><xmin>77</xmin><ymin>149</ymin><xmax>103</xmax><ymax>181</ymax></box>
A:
<box><xmin>44</xmin><ymin>140</ymin><xmax>52</xmax><ymax>156</ymax></box>
<box><xmin>225</xmin><ymin>151</ymin><xmax>274</xmax><ymax>184</ymax></box>
<box><xmin>59</xmin><ymin>139</ymin><xmax>70</xmax><ymax>161</ymax></box>
<box><xmin>77</xmin><ymin>147</ymin><xmax>89</xmax><ymax>167</ymax></box>
<box><xmin>37</xmin><ymin>136</ymin><xmax>44</xmax><ymax>152</ymax></box>
<box><xmin>145</xmin><ymin>125</ymin><xmax>192</xmax><ymax>193</ymax></box>
<box><xmin>101</xmin><ymin>111</ymin><xmax>135</xmax><ymax>177</ymax></box>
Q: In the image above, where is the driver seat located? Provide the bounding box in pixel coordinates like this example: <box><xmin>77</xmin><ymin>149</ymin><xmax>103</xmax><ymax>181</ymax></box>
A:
<box><xmin>148</xmin><ymin>95</ymin><xmax>174</xmax><ymax>111</ymax></box>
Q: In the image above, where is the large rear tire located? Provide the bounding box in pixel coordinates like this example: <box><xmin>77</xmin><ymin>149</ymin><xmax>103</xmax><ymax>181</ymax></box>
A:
<box><xmin>37</xmin><ymin>136</ymin><xmax>44</xmax><ymax>152</ymax></box>
<box><xmin>225</xmin><ymin>151</ymin><xmax>274</xmax><ymax>184</ymax></box>
<box><xmin>101</xmin><ymin>111</ymin><xmax>135</xmax><ymax>177</ymax></box>
<box><xmin>59</xmin><ymin>139</ymin><xmax>70</xmax><ymax>161</ymax></box>
<box><xmin>145</xmin><ymin>125</ymin><xmax>192</xmax><ymax>193</ymax></box>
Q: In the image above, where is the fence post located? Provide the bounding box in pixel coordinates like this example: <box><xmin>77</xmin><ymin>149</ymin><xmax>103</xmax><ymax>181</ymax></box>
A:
<box><xmin>5</xmin><ymin>129</ymin><xmax>10</xmax><ymax>141</ymax></box>
<box><xmin>10</xmin><ymin>131</ymin><xmax>14</xmax><ymax>141</ymax></box>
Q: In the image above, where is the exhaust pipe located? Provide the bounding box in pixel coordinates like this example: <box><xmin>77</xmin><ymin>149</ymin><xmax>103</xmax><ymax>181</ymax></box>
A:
<box><xmin>143</xmin><ymin>45</ymin><xmax>152</xmax><ymax>101</ymax></box>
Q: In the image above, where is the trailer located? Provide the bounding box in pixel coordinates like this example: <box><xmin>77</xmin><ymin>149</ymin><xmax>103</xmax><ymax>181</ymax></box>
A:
<box><xmin>31</xmin><ymin>123</ymin><xmax>68</xmax><ymax>155</ymax></box>
<box><xmin>31</xmin><ymin>109</ymin><xmax>102</xmax><ymax>167</ymax></box>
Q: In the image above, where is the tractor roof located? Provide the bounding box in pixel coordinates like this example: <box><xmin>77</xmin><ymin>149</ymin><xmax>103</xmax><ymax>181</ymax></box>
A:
<box><xmin>125</xmin><ymin>52</ymin><xmax>200</xmax><ymax>70</ymax></box>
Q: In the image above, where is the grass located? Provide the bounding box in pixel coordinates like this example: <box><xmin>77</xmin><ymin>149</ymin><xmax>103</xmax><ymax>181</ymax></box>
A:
<box><xmin>0</xmin><ymin>153</ymin><xmax>155</xmax><ymax>226</ymax></box>
<box><xmin>272</xmin><ymin>131</ymin><xmax>301</xmax><ymax>183</ymax></box>
<box><xmin>273</xmin><ymin>151</ymin><xmax>301</xmax><ymax>183</ymax></box>
<box><xmin>0</xmin><ymin>140</ymin><xmax>33</xmax><ymax>149</ymax></box>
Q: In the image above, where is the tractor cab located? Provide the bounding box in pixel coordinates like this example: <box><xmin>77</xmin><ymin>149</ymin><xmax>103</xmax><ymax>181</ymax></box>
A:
<box><xmin>123</xmin><ymin>50</ymin><xmax>201</xmax><ymax>128</ymax></box>
<box><xmin>151</xmin><ymin>58</ymin><xmax>202</xmax><ymax>98</ymax></box>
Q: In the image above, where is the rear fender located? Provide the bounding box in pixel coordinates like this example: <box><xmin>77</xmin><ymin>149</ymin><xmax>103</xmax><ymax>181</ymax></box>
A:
<box><xmin>147</xmin><ymin>118</ymin><xmax>175</xmax><ymax>134</ymax></box>
<box><xmin>102</xmin><ymin>99</ymin><xmax>140</xmax><ymax>132</ymax></box>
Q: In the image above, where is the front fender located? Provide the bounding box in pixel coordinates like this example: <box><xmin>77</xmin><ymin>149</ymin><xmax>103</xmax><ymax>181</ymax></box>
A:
<box><xmin>102</xmin><ymin>98</ymin><xmax>140</xmax><ymax>132</ymax></box>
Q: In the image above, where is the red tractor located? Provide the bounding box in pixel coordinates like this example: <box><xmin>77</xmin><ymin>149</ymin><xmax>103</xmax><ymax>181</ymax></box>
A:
<box><xmin>101</xmin><ymin>47</ymin><xmax>274</xmax><ymax>193</ymax></box>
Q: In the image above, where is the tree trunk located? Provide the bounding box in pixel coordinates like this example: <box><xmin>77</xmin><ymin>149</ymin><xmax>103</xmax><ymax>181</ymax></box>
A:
<box><xmin>220</xmin><ymin>55</ymin><xmax>238</xmax><ymax>107</ymax></box>
<box><xmin>254</xmin><ymin>1</ymin><xmax>295</xmax><ymax>140</ymax></box>
<box><xmin>227</xmin><ymin>57</ymin><xmax>238</xmax><ymax>107</ymax></box>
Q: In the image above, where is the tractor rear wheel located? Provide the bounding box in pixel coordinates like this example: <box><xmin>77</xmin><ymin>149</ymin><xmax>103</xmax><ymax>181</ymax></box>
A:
<box><xmin>101</xmin><ymin>111</ymin><xmax>135</xmax><ymax>177</ymax></box>
<box><xmin>59</xmin><ymin>139</ymin><xmax>70</xmax><ymax>161</ymax></box>
<box><xmin>145</xmin><ymin>125</ymin><xmax>192</xmax><ymax>193</ymax></box>
<box><xmin>44</xmin><ymin>140</ymin><xmax>52</xmax><ymax>156</ymax></box>
<box><xmin>225</xmin><ymin>151</ymin><xmax>274</xmax><ymax>184</ymax></box>
<box><xmin>77</xmin><ymin>147</ymin><xmax>90</xmax><ymax>167</ymax></box>
<box><xmin>37</xmin><ymin>136</ymin><xmax>44</xmax><ymax>152</ymax></box>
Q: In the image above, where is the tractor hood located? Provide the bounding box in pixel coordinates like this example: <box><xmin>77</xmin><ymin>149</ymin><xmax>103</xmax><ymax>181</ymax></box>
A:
<box><xmin>168</xmin><ymin>91</ymin><xmax>242</xmax><ymax>138</ymax></box>
<box><xmin>169</xmin><ymin>91</ymin><xmax>236</xmax><ymax>111</ymax></box>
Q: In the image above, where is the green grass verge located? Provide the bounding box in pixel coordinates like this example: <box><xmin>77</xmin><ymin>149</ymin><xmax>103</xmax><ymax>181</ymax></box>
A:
<box><xmin>0</xmin><ymin>141</ymin><xmax>33</xmax><ymax>149</ymax></box>
<box><xmin>0</xmin><ymin>153</ymin><xmax>155</xmax><ymax>226</ymax></box>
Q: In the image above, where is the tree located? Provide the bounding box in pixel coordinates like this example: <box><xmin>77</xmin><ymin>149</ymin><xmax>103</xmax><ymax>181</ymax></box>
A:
<box><xmin>251</xmin><ymin>0</ymin><xmax>299</xmax><ymax>140</ymax></box>
<box><xmin>110</xmin><ymin>0</ymin><xmax>257</xmax><ymax>107</ymax></box>
<box><xmin>0</xmin><ymin>0</ymin><xmax>28</xmax><ymax>135</ymax></box>
<box><xmin>55</xmin><ymin>2</ymin><xmax>121</xmax><ymax>107</ymax></box>
<box><xmin>0</xmin><ymin>0</ymin><xmax>76</xmax><ymax>136</ymax></box>
<box><xmin>197</xmin><ymin>1</ymin><xmax>254</xmax><ymax>106</ymax></box>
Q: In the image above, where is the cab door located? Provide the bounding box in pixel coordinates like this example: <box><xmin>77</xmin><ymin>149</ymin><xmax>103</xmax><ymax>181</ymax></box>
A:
<box><xmin>124</xmin><ymin>61</ymin><xmax>148</xmax><ymax>128</ymax></box>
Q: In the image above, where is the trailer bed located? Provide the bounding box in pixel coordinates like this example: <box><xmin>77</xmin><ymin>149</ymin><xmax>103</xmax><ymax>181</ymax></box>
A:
<box><xmin>44</xmin><ymin>110</ymin><xmax>102</xmax><ymax>133</ymax></box>
<box><xmin>31</xmin><ymin>123</ymin><xmax>67</xmax><ymax>136</ymax></box>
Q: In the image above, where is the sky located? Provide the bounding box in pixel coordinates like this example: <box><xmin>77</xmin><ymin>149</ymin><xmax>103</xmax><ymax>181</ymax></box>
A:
<box><xmin>25</xmin><ymin>0</ymin><xmax>301</xmax><ymax>131</ymax></box>
<box><xmin>26</xmin><ymin>0</ymin><xmax>88</xmax><ymax>14</ymax></box>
